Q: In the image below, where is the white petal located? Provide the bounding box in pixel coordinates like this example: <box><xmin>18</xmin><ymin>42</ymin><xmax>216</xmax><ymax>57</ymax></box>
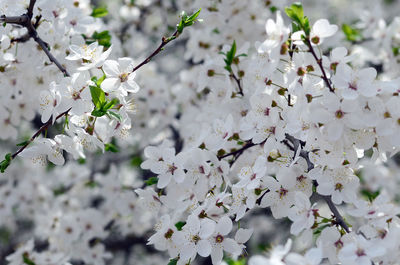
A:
<box><xmin>216</xmin><ymin>216</ymin><xmax>232</xmax><ymax>236</ymax></box>
<box><xmin>197</xmin><ymin>239</ymin><xmax>211</xmax><ymax>257</ymax></box>
<box><xmin>103</xmin><ymin>60</ymin><xmax>120</xmax><ymax>77</ymax></box>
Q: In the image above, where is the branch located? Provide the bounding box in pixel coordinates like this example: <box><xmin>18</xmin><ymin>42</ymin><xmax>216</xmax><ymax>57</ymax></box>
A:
<box><xmin>230</xmin><ymin>72</ymin><xmax>244</xmax><ymax>96</ymax></box>
<box><xmin>283</xmin><ymin>134</ymin><xmax>350</xmax><ymax>233</ymax></box>
<box><xmin>321</xmin><ymin>195</ymin><xmax>350</xmax><ymax>233</ymax></box>
<box><xmin>27</xmin><ymin>0</ymin><xmax>37</xmax><ymax>18</ymax></box>
<box><xmin>304</xmin><ymin>39</ymin><xmax>334</xmax><ymax>93</ymax></box>
<box><xmin>131</xmin><ymin>30</ymin><xmax>180</xmax><ymax>73</ymax></box>
<box><xmin>11</xmin><ymin>109</ymin><xmax>71</xmax><ymax>159</ymax></box>
<box><xmin>1</xmin><ymin>13</ymin><xmax>70</xmax><ymax>77</ymax></box>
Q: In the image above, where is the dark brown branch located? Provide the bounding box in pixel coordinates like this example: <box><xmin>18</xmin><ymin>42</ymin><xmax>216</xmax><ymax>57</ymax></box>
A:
<box><xmin>1</xmin><ymin>13</ymin><xmax>70</xmax><ymax>77</ymax></box>
<box><xmin>322</xmin><ymin>195</ymin><xmax>350</xmax><ymax>233</ymax></box>
<box><xmin>304</xmin><ymin>38</ymin><xmax>334</xmax><ymax>93</ymax></box>
<box><xmin>0</xmin><ymin>15</ymin><xmax>28</xmax><ymax>25</ymax></box>
<box><xmin>230</xmin><ymin>73</ymin><xmax>244</xmax><ymax>96</ymax></box>
<box><xmin>11</xmin><ymin>109</ymin><xmax>71</xmax><ymax>159</ymax></box>
<box><xmin>283</xmin><ymin>134</ymin><xmax>350</xmax><ymax>233</ymax></box>
<box><xmin>217</xmin><ymin>141</ymin><xmax>257</xmax><ymax>160</ymax></box>
<box><xmin>131</xmin><ymin>30</ymin><xmax>180</xmax><ymax>73</ymax></box>
<box><xmin>27</xmin><ymin>0</ymin><xmax>37</xmax><ymax>18</ymax></box>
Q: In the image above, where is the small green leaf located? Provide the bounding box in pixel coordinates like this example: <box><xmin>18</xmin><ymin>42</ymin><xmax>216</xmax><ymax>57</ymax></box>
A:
<box><xmin>176</xmin><ymin>9</ymin><xmax>201</xmax><ymax>33</ymax></box>
<box><xmin>77</xmin><ymin>158</ymin><xmax>86</xmax><ymax>164</ymax></box>
<box><xmin>361</xmin><ymin>189</ymin><xmax>380</xmax><ymax>202</ymax></box>
<box><xmin>0</xmin><ymin>153</ymin><xmax>12</xmax><ymax>173</ymax></box>
<box><xmin>270</xmin><ymin>6</ymin><xmax>278</xmax><ymax>13</ymax></box>
<box><xmin>105</xmin><ymin>143</ymin><xmax>119</xmax><ymax>153</ymax></box>
<box><xmin>23</xmin><ymin>253</ymin><xmax>36</xmax><ymax>265</ymax></box>
<box><xmin>130</xmin><ymin>156</ymin><xmax>143</xmax><ymax>167</ymax></box>
<box><xmin>103</xmin><ymin>98</ymin><xmax>119</xmax><ymax>111</ymax></box>
<box><xmin>91</xmin><ymin>108</ymin><xmax>107</xmax><ymax>117</ymax></box>
<box><xmin>5</xmin><ymin>153</ymin><xmax>11</xmax><ymax>162</ymax></box>
<box><xmin>225</xmin><ymin>257</ymin><xmax>247</xmax><ymax>265</ymax></box>
<box><xmin>167</xmin><ymin>259</ymin><xmax>178</xmax><ymax>265</ymax></box>
<box><xmin>393</xmin><ymin>47</ymin><xmax>400</xmax><ymax>56</ymax></box>
<box><xmin>145</xmin><ymin>177</ymin><xmax>158</xmax><ymax>186</ymax></box>
<box><xmin>16</xmin><ymin>140</ymin><xmax>30</xmax><ymax>147</ymax></box>
<box><xmin>342</xmin><ymin>24</ymin><xmax>362</xmax><ymax>42</ymax></box>
<box><xmin>90</xmin><ymin>85</ymin><xmax>105</xmax><ymax>109</ymax></box>
<box><xmin>107</xmin><ymin>111</ymin><xmax>122</xmax><ymax>122</ymax></box>
<box><xmin>175</xmin><ymin>221</ymin><xmax>186</xmax><ymax>231</ymax></box>
<box><xmin>91</xmin><ymin>6</ymin><xmax>108</xmax><ymax>18</ymax></box>
<box><xmin>187</xmin><ymin>8</ymin><xmax>201</xmax><ymax>23</ymax></box>
<box><xmin>303</xmin><ymin>16</ymin><xmax>311</xmax><ymax>36</ymax></box>
<box><xmin>91</xmin><ymin>31</ymin><xmax>111</xmax><ymax>48</ymax></box>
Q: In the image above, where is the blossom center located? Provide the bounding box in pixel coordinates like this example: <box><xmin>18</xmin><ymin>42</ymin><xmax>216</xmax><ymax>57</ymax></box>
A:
<box><xmin>164</xmin><ymin>228</ymin><xmax>174</xmax><ymax>239</ymax></box>
<box><xmin>215</xmin><ymin>234</ymin><xmax>224</xmax><ymax>243</ymax></box>
<box><xmin>119</xmin><ymin>72</ymin><xmax>129</xmax><ymax>82</ymax></box>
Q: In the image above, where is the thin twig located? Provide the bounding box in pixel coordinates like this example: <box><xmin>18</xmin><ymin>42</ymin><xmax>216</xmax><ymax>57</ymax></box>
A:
<box><xmin>131</xmin><ymin>30</ymin><xmax>179</xmax><ymax>73</ymax></box>
<box><xmin>27</xmin><ymin>0</ymin><xmax>37</xmax><ymax>18</ymax></box>
<box><xmin>11</xmin><ymin>109</ymin><xmax>71</xmax><ymax>159</ymax></box>
<box><xmin>322</xmin><ymin>195</ymin><xmax>350</xmax><ymax>233</ymax></box>
<box><xmin>304</xmin><ymin>38</ymin><xmax>334</xmax><ymax>93</ymax></box>
<box><xmin>217</xmin><ymin>141</ymin><xmax>257</xmax><ymax>160</ymax></box>
<box><xmin>283</xmin><ymin>134</ymin><xmax>350</xmax><ymax>233</ymax></box>
<box><xmin>230</xmin><ymin>72</ymin><xmax>244</xmax><ymax>96</ymax></box>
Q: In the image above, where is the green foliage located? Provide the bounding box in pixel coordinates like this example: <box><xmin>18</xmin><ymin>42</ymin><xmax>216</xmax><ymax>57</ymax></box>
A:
<box><xmin>84</xmin><ymin>31</ymin><xmax>112</xmax><ymax>48</ymax></box>
<box><xmin>175</xmin><ymin>221</ymin><xmax>186</xmax><ymax>231</ymax></box>
<box><xmin>105</xmin><ymin>142</ymin><xmax>119</xmax><ymax>153</ymax></box>
<box><xmin>145</xmin><ymin>177</ymin><xmax>159</xmax><ymax>186</ymax></box>
<box><xmin>176</xmin><ymin>9</ymin><xmax>202</xmax><ymax>34</ymax></box>
<box><xmin>0</xmin><ymin>153</ymin><xmax>12</xmax><ymax>173</ymax></box>
<box><xmin>361</xmin><ymin>189</ymin><xmax>380</xmax><ymax>202</ymax></box>
<box><xmin>89</xmin><ymin>77</ymin><xmax>121</xmax><ymax>121</ymax></box>
<box><xmin>225</xmin><ymin>257</ymin><xmax>247</xmax><ymax>265</ymax></box>
<box><xmin>16</xmin><ymin>140</ymin><xmax>30</xmax><ymax>147</ymax></box>
<box><xmin>23</xmin><ymin>253</ymin><xmax>36</xmax><ymax>265</ymax></box>
<box><xmin>130</xmin><ymin>156</ymin><xmax>143</xmax><ymax>167</ymax></box>
<box><xmin>342</xmin><ymin>24</ymin><xmax>362</xmax><ymax>42</ymax></box>
<box><xmin>285</xmin><ymin>2</ymin><xmax>310</xmax><ymax>36</ymax></box>
<box><xmin>91</xmin><ymin>6</ymin><xmax>108</xmax><ymax>18</ymax></box>
<box><xmin>219</xmin><ymin>40</ymin><xmax>247</xmax><ymax>73</ymax></box>
<box><xmin>167</xmin><ymin>258</ymin><xmax>178</xmax><ymax>265</ymax></box>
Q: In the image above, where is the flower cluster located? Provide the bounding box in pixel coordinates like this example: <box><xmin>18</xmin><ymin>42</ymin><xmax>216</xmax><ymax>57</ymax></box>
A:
<box><xmin>3</xmin><ymin>0</ymin><xmax>400</xmax><ymax>265</ymax></box>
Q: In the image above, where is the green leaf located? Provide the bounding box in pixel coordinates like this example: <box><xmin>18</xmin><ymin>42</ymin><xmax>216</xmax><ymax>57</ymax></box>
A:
<box><xmin>91</xmin><ymin>31</ymin><xmax>111</xmax><ymax>48</ymax></box>
<box><xmin>342</xmin><ymin>24</ymin><xmax>362</xmax><ymax>42</ymax></box>
<box><xmin>0</xmin><ymin>153</ymin><xmax>12</xmax><ymax>173</ymax></box>
<box><xmin>16</xmin><ymin>140</ymin><xmax>30</xmax><ymax>147</ymax></box>
<box><xmin>145</xmin><ymin>177</ymin><xmax>158</xmax><ymax>186</ymax></box>
<box><xmin>103</xmin><ymin>98</ymin><xmax>119</xmax><ymax>111</ymax></box>
<box><xmin>270</xmin><ymin>6</ymin><xmax>278</xmax><ymax>13</ymax></box>
<box><xmin>187</xmin><ymin>8</ymin><xmax>201</xmax><ymax>23</ymax></box>
<box><xmin>107</xmin><ymin>111</ymin><xmax>122</xmax><ymax>122</ymax></box>
<box><xmin>176</xmin><ymin>9</ymin><xmax>202</xmax><ymax>33</ymax></box>
<box><xmin>303</xmin><ymin>16</ymin><xmax>311</xmax><ymax>36</ymax></box>
<box><xmin>23</xmin><ymin>253</ymin><xmax>36</xmax><ymax>265</ymax></box>
<box><xmin>91</xmin><ymin>108</ymin><xmax>107</xmax><ymax>117</ymax></box>
<box><xmin>130</xmin><ymin>156</ymin><xmax>143</xmax><ymax>167</ymax></box>
<box><xmin>167</xmin><ymin>259</ymin><xmax>178</xmax><ymax>265</ymax></box>
<box><xmin>175</xmin><ymin>221</ymin><xmax>186</xmax><ymax>231</ymax></box>
<box><xmin>361</xmin><ymin>189</ymin><xmax>380</xmax><ymax>202</ymax></box>
<box><xmin>285</xmin><ymin>3</ymin><xmax>304</xmax><ymax>26</ymax></box>
<box><xmin>77</xmin><ymin>158</ymin><xmax>86</xmax><ymax>164</ymax></box>
<box><xmin>225</xmin><ymin>257</ymin><xmax>247</xmax><ymax>265</ymax></box>
<box><xmin>90</xmin><ymin>85</ymin><xmax>105</xmax><ymax>109</ymax></box>
<box><xmin>95</xmin><ymin>74</ymin><xmax>107</xmax><ymax>87</ymax></box>
<box><xmin>105</xmin><ymin>143</ymin><xmax>119</xmax><ymax>153</ymax></box>
<box><xmin>91</xmin><ymin>6</ymin><xmax>108</xmax><ymax>18</ymax></box>
<box><xmin>393</xmin><ymin>47</ymin><xmax>400</xmax><ymax>56</ymax></box>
